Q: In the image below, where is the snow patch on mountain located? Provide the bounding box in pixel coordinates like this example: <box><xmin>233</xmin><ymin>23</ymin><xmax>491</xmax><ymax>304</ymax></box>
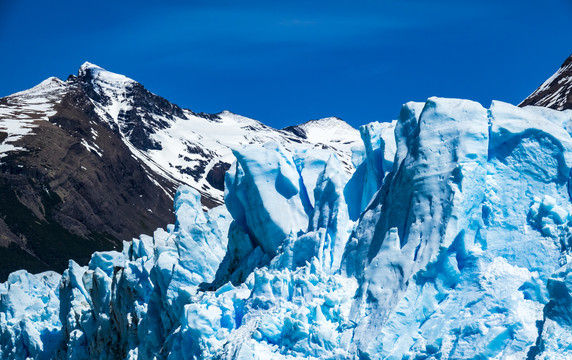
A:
<box><xmin>283</xmin><ymin>117</ymin><xmax>362</xmax><ymax>171</ymax></box>
<box><xmin>0</xmin><ymin>76</ymin><xmax>65</xmax><ymax>157</ymax></box>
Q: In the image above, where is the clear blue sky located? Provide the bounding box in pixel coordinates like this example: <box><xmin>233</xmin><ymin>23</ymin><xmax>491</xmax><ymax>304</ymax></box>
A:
<box><xmin>0</xmin><ymin>0</ymin><xmax>571</xmax><ymax>128</ymax></box>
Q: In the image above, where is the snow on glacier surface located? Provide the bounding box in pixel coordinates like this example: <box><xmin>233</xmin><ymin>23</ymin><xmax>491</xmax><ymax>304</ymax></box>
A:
<box><xmin>3</xmin><ymin>98</ymin><xmax>572</xmax><ymax>359</ymax></box>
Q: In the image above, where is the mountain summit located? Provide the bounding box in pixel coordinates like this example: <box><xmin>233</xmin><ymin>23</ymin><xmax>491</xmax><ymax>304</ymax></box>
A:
<box><xmin>0</xmin><ymin>63</ymin><xmax>360</xmax><ymax>279</ymax></box>
<box><xmin>520</xmin><ymin>54</ymin><xmax>572</xmax><ymax>110</ymax></box>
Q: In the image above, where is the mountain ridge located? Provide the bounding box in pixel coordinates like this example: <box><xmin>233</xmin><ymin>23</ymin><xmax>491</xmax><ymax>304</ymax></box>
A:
<box><xmin>0</xmin><ymin>62</ymin><xmax>360</xmax><ymax>280</ymax></box>
<box><xmin>520</xmin><ymin>54</ymin><xmax>572</xmax><ymax>110</ymax></box>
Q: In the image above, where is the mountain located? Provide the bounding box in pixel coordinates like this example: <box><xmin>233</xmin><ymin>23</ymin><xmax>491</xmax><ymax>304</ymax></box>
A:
<box><xmin>3</xmin><ymin>97</ymin><xmax>572</xmax><ymax>359</ymax></box>
<box><xmin>0</xmin><ymin>63</ymin><xmax>360</xmax><ymax>280</ymax></box>
<box><xmin>520</xmin><ymin>54</ymin><xmax>572</xmax><ymax>110</ymax></box>
<box><xmin>72</xmin><ymin>62</ymin><xmax>360</xmax><ymax>205</ymax></box>
<box><xmin>282</xmin><ymin>116</ymin><xmax>359</xmax><ymax>159</ymax></box>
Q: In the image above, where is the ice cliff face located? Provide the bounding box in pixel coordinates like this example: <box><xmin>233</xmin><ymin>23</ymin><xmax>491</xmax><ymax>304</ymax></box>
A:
<box><xmin>3</xmin><ymin>97</ymin><xmax>572</xmax><ymax>359</ymax></box>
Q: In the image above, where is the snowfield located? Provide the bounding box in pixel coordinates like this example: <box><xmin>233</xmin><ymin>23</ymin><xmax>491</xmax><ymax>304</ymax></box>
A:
<box><xmin>2</xmin><ymin>97</ymin><xmax>572</xmax><ymax>359</ymax></box>
<box><xmin>0</xmin><ymin>77</ymin><xmax>65</xmax><ymax>157</ymax></box>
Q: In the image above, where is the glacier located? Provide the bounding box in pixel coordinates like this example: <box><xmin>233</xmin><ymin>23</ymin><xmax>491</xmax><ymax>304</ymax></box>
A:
<box><xmin>2</xmin><ymin>98</ymin><xmax>572</xmax><ymax>359</ymax></box>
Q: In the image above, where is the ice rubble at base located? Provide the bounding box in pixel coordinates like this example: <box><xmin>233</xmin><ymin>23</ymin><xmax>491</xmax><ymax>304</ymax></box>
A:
<box><xmin>3</xmin><ymin>98</ymin><xmax>572</xmax><ymax>359</ymax></box>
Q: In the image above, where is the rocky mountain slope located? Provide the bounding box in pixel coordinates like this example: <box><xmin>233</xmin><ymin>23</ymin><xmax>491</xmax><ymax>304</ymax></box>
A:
<box><xmin>0</xmin><ymin>63</ymin><xmax>360</xmax><ymax>280</ymax></box>
<box><xmin>520</xmin><ymin>54</ymin><xmax>572</xmax><ymax>110</ymax></box>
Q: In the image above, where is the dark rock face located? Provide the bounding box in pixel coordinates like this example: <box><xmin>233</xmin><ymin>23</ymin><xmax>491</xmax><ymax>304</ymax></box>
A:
<box><xmin>0</xmin><ymin>80</ymin><xmax>178</xmax><ymax>280</ymax></box>
<box><xmin>75</xmin><ymin>66</ymin><xmax>186</xmax><ymax>152</ymax></box>
<box><xmin>206</xmin><ymin>162</ymin><xmax>231</xmax><ymax>191</ymax></box>
<box><xmin>114</xmin><ymin>82</ymin><xmax>183</xmax><ymax>151</ymax></box>
<box><xmin>282</xmin><ymin>125</ymin><xmax>308</xmax><ymax>139</ymax></box>
<box><xmin>520</xmin><ymin>54</ymin><xmax>572</xmax><ymax>111</ymax></box>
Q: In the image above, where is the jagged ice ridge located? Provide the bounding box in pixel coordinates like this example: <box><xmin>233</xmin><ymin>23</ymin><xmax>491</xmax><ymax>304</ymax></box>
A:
<box><xmin>2</xmin><ymin>98</ymin><xmax>572</xmax><ymax>359</ymax></box>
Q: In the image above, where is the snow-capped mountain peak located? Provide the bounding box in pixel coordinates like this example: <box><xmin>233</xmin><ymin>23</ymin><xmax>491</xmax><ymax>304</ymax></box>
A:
<box><xmin>282</xmin><ymin>116</ymin><xmax>362</xmax><ymax>171</ymax></box>
<box><xmin>79</xmin><ymin>61</ymin><xmax>104</xmax><ymax>73</ymax></box>
<box><xmin>0</xmin><ymin>61</ymin><xmax>362</xmax><ymax>233</ymax></box>
<box><xmin>78</xmin><ymin>62</ymin><xmax>135</xmax><ymax>87</ymax></box>
<box><xmin>28</xmin><ymin>76</ymin><xmax>64</xmax><ymax>92</ymax></box>
<box><xmin>62</xmin><ymin>62</ymin><xmax>362</xmax><ymax>206</ymax></box>
<box><xmin>75</xmin><ymin>62</ymin><xmax>143</xmax><ymax>130</ymax></box>
<box><xmin>287</xmin><ymin>116</ymin><xmax>359</xmax><ymax>143</ymax></box>
<box><xmin>7</xmin><ymin>76</ymin><xmax>64</xmax><ymax>100</ymax></box>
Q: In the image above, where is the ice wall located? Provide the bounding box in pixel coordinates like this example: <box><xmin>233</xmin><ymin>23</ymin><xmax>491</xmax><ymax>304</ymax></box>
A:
<box><xmin>2</xmin><ymin>98</ymin><xmax>572</xmax><ymax>359</ymax></box>
<box><xmin>345</xmin><ymin>98</ymin><xmax>572</xmax><ymax>358</ymax></box>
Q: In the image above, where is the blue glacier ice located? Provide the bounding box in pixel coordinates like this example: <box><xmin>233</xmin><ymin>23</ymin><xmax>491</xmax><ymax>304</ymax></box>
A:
<box><xmin>2</xmin><ymin>98</ymin><xmax>572</xmax><ymax>359</ymax></box>
<box><xmin>345</xmin><ymin>120</ymin><xmax>397</xmax><ymax>220</ymax></box>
